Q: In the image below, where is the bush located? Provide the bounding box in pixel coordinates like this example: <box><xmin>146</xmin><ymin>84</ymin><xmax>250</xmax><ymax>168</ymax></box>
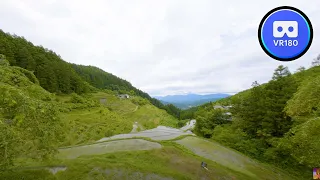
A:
<box><xmin>0</xmin><ymin>84</ymin><xmax>64</xmax><ymax>168</ymax></box>
<box><xmin>0</xmin><ymin>54</ymin><xmax>10</xmax><ymax>66</ymax></box>
<box><xmin>212</xmin><ymin>125</ymin><xmax>267</xmax><ymax>159</ymax></box>
<box><xmin>66</xmin><ymin>93</ymin><xmax>99</xmax><ymax>109</ymax></box>
<box><xmin>105</xmin><ymin>130</ymin><xmax>114</xmax><ymax>137</ymax></box>
<box><xmin>195</xmin><ymin>109</ymin><xmax>230</xmax><ymax>138</ymax></box>
<box><xmin>269</xmin><ymin>118</ymin><xmax>320</xmax><ymax>168</ymax></box>
<box><xmin>69</xmin><ymin>93</ymin><xmax>85</xmax><ymax>103</ymax></box>
<box><xmin>15</xmin><ymin>67</ymin><xmax>39</xmax><ymax>85</ymax></box>
<box><xmin>131</xmin><ymin>97</ymin><xmax>149</xmax><ymax>106</ymax></box>
<box><xmin>0</xmin><ymin>59</ymin><xmax>9</xmax><ymax>66</ymax></box>
<box><xmin>177</xmin><ymin>120</ymin><xmax>189</xmax><ymax>128</ymax></box>
<box><xmin>285</xmin><ymin>74</ymin><xmax>320</xmax><ymax>116</ymax></box>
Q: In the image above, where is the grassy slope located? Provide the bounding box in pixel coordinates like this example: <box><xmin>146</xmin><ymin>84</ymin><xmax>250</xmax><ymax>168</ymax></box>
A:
<box><xmin>55</xmin><ymin>91</ymin><xmax>178</xmax><ymax>146</ymax></box>
<box><xmin>5</xmin><ymin>137</ymin><xmax>297</xmax><ymax>180</ymax></box>
<box><xmin>55</xmin><ymin>142</ymin><xmax>253</xmax><ymax>180</ymax></box>
<box><xmin>91</xmin><ymin>92</ymin><xmax>178</xmax><ymax>129</ymax></box>
<box><xmin>176</xmin><ymin>137</ymin><xmax>298</xmax><ymax>180</ymax></box>
<box><xmin>59</xmin><ymin>107</ymin><xmax>133</xmax><ymax>146</ymax></box>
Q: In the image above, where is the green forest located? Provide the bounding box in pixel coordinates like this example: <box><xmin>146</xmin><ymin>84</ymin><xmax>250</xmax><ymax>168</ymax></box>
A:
<box><xmin>189</xmin><ymin>59</ymin><xmax>320</xmax><ymax>178</ymax></box>
<box><xmin>0</xmin><ymin>29</ymin><xmax>181</xmax><ymax>118</ymax></box>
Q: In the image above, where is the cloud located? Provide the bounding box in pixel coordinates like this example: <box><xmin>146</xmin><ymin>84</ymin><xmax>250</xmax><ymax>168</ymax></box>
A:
<box><xmin>0</xmin><ymin>0</ymin><xmax>320</xmax><ymax>96</ymax></box>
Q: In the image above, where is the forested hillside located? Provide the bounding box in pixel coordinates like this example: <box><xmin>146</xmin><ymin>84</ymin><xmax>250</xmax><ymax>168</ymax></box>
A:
<box><xmin>0</xmin><ymin>29</ymin><xmax>181</xmax><ymax>118</ymax></box>
<box><xmin>0</xmin><ymin>30</ymin><xmax>93</xmax><ymax>94</ymax></box>
<box><xmin>70</xmin><ymin>64</ymin><xmax>174</xmax><ymax>116</ymax></box>
<box><xmin>192</xmin><ymin>58</ymin><xmax>320</xmax><ymax>178</ymax></box>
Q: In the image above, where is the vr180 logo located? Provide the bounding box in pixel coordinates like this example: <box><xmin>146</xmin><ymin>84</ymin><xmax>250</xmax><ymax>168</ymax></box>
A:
<box><xmin>273</xmin><ymin>21</ymin><xmax>299</xmax><ymax>47</ymax></box>
<box><xmin>258</xmin><ymin>6</ymin><xmax>313</xmax><ymax>61</ymax></box>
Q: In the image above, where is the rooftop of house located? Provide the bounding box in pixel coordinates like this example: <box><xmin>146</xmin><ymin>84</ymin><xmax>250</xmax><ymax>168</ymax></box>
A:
<box><xmin>214</xmin><ymin>105</ymin><xmax>233</xmax><ymax>110</ymax></box>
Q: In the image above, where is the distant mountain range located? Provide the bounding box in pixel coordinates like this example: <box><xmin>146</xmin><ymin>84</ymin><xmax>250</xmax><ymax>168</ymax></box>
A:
<box><xmin>154</xmin><ymin>93</ymin><xmax>230</xmax><ymax>109</ymax></box>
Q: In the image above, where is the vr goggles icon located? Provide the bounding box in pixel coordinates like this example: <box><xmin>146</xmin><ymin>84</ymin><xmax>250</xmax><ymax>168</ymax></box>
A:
<box><xmin>273</xmin><ymin>21</ymin><xmax>298</xmax><ymax>38</ymax></box>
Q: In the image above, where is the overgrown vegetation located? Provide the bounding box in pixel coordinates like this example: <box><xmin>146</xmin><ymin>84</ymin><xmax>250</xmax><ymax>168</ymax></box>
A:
<box><xmin>0</xmin><ymin>59</ymin><xmax>65</xmax><ymax>169</ymax></box>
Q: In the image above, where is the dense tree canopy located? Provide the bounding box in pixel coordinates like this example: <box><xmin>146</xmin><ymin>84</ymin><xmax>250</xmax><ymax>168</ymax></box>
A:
<box><xmin>232</xmin><ymin>66</ymin><xmax>298</xmax><ymax>138</ymax></box>
<box><xmin>193</xmin><ymin>62</ymin><xmax>320</xmax><ymax>177</ymax></box>
<box><xmin>0</xmin><ymin>30</ymin><xmax>92</xmax><ymax>94</ymax></box>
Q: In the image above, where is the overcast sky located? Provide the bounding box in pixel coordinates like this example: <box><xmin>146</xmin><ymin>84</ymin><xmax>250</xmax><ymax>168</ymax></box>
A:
<box><xmin>1</xmin><ymin>0</ymin><xmax>319</xmax><ymax>96</ymax></box>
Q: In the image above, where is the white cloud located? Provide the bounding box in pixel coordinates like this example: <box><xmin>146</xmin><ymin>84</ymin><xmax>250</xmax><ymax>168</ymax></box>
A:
<box><xmin>0</xmin><ymin>0</ymin><xmax>319</xmax><ymax>96</ymax></box>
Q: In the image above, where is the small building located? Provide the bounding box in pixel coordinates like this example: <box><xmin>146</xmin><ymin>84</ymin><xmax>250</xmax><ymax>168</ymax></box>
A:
<box><xmin>214</xmin><ymin>105</ymin><xmax>233</xmax><ymax>110</ymax></box>
<box><xmin>214</xmin><ymin>105</ymin><xmax>224</xmax><ymax>109</ymax></box>
<box><xmin>118</xmin><ymin>94</ymin><xmax>130</xmax><ymax>99</ymax></box>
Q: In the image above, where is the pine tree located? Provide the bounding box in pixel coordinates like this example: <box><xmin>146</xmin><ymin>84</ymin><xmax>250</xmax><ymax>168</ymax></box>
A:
<box><xmin>15</xmin><ymin>47</ymin><xmax>36</xmax><ymax>71</ymax></box>
<box><xmin>311</xmin><ymin>54</ymin><xmax>320</xmax><ymax>67</ymax></box>
<box><xmin>295</xmin><ymin>66</ymin><xmax>306</xmax><ymax>73</ymax></box>
<box><xmin>272</xmin><ymin>65</ymin><xmax>291</xmax><ymax>80</ymax></box>
<box><xmin>262</xmin><ymin>66</ymin><xmax>298</xmax><ymax>137</ymax></box>
<box><xmin>232</xmin><ymin>81</ymin><xmax>267</xmax><ymax>137</ymax></box>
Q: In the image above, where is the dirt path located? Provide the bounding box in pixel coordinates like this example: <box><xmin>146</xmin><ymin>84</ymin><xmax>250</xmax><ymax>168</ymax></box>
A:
<box><xmin>133</xmin><ymin>105</ymin><xmax>138</xmax><ymax>112</ymax></box>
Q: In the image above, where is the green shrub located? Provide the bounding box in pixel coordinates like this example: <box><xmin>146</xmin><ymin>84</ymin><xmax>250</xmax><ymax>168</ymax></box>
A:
<box><xmin>211</xmin><ymin>125</ymin><xmax>267</xmax><ymax>159</ymax></box>
<box><xmin>269</xmin><ymin>118</ymin><xmax>320</xmax><ymax>168</ymax></box>
<box><xmin>286</xmin><ymin>74</ymin><xmax>320</xmax><ymax>116</ymax></box>
<box><xmin>0</xmin><ymin>54</ymin><xmax>10</xmax><ymax>66</ymax></box>
<box><xmin>15</xmin><ymin>67</ymin><xmax>39</xmax><ymax>85</ymax></box>
<box><xmin>131</xmin><ymin>97</ymin><xmax>149</xmax><ymax>106</ymax></box>
<box><xmin>195</xmin><ymin>109</ymin><xmax>230</xmax><ymax>138</ymax></box>
<box><xmin>0</xmin><ymin>84</ymin><xmax>65</xmax><ymax>168</ymax></box>
<box><xmin>69</xmin><ymin>93</ymin><xmax>85</xmax><ymax>103</ymax></box>
<box><xmin>0</xmin><ymin>60</ymin><xmax>10</xmax><ymax>66</ymax></box>
<box><xmin>0</xmin><ymin>169</ymin><xmax>56</xmax><ymax>180</ymax></box>
<box><xmin>177</xmin><ymin>119</ymin><xmax>189</xmax><ymax>128</ymax></box>
<box><xmin>105</xmin><ymin>130</ymin><xmax>114</xmax><ymax>137</ymax></box>
<box><xmin>66</xmin><ymin>93</ymin><xmax>99</xmax><ymax>110</ymax></box>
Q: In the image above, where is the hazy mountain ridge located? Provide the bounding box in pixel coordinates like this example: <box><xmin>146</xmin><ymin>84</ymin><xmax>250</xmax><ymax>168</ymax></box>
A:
<box><xmin>155</xmin><ymin>93</ymin><xmax>230</xmax><ymax>109</ymax></box>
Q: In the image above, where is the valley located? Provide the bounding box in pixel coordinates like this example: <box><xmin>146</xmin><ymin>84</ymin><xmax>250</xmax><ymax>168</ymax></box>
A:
<box><xmin>0</xmin><ymin>29</ymin><xmax>318</xmax><ymax>180</ymax></box>
<box><xmin>0</xmin><ymin>62</ymin><xmax>300</xmax><ymax>180</ymax></box>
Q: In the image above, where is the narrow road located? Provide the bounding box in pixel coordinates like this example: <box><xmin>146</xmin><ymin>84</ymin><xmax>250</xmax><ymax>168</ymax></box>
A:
<box><xmin>180</xmin><ymin>119</ymin><xmax>196</xmax><ymax>131</ymax></box>
<box><xmin>130</xmin><ymin>122</ymin><xmax>139</xmax><ymax>133</ymax></box>
<box><xmin>99</xmin><ymin>120</ymin><xmax>197</xmax><ymax>142</ymax></box>
<box><xmin>133</xmin><ymin>105</ymin><xmax>138</xmax><ymax>112</ymax></box>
